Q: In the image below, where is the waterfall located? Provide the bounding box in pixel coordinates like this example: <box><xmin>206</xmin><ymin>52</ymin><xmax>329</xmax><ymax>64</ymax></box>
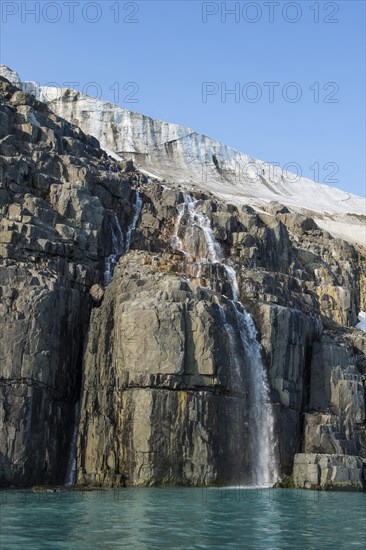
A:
<box><xmin>222</xmin><ymin>264</ymin><xmax>239</xmax><ymax>301</ymax></box>
<box><xmin>104</xmin><ymin>191</ymin><xmax>142</xmax><ymax>285</ymax></box>
<box><xmin>104</xmin><ymin>213</ymin><xmax>124</xmax><ymax>286</ymax></box>
<box><xmin>229</xmin><ymin>303</ymin><xmax>278</xmax><ymax>485</ymax></box>
<box><xmin>171</xmin><ymin>198</ymin><xmax>190</xmax><ymax>254</ymax></box>
<box><xmin>125</xmin><ymin>191</ymin><xmax>143</xmax><ymax>253</ymax></box>
<box><xmin>173</xmin><ymin>194</ymin><xmax>278</xmax><ymax>486</ymax></box>
<box><xmin>171</xmin><ymin>195</ymin><xmax>222</xmax><ymax>276</ymax></box>
<box><xmin>65</xmin><ymin>401</ymin><xmax>80</xmax><ymax>486</ymax></box>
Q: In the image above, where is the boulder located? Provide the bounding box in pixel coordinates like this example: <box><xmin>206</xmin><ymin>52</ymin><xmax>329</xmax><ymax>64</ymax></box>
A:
<box><xmin>89</xmin><ymin>284</ymin><xmax>104</xmax><ymax>303</ymax></box>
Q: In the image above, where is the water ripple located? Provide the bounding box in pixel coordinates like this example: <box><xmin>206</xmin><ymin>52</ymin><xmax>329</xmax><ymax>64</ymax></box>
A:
<box><xmin>0</xmin><ymin>488</ymin><xmax>365</xmax><ymax>549</ymax></box>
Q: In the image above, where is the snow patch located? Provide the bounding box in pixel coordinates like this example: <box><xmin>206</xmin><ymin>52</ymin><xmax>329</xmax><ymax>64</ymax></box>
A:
<box><xmin>356</xmin><ymin>311</ymin><xmax>366</xmax><ymax>332</ymax></box>
<box><xmin>103</xmin><ymin>147</ymin><xmax>123</xmax><ymax>161</ymax></box>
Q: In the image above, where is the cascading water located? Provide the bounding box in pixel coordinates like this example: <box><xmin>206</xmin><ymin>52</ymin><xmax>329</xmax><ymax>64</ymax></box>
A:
<box><xmin>65</xmin><ymin>401</ymin><xmax>80</xmax><ymax>486</ymax></box>
<box><xmin>104</xmin><ymin>191</ymin><xmax>143</xmax><ymax>286</ymax></box>
<box><xmin>173</xmin><ymin>193</ymin><xmax>278</xmax><ymax>486</ymax></box>
<box><xmin>172</xmin><ymin>194</ymin><xmax>222</xmax><ymax>276</ymax></box>
<box><xmin>229</xmin><ymin>303</ymin><xmax>278</xmax><ymax>485</ymax></box>
<box><xmin>104</xmin><ymin>213</ymin><xmax>124</xmax><ymax>286</ymax></box>
<box><xmin>125</xmin><ymin>191</ymin><xmax>143</xmax><ymax>253</ymax></box>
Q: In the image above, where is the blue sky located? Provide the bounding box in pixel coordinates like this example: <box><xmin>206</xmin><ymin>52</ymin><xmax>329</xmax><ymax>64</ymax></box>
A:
<box><xmin>0</xmin><ymin>0</ymin><xmax>365</xmax><ymax>197</ymax></box>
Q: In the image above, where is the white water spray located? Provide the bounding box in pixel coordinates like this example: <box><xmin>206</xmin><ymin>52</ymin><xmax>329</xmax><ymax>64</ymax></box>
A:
<box><xmin>104</xmin><ymin>213</ymin><xmax>124</xmax><ymax>286</ymax></box>
<box><xmin>125</xmin><ymin>191</ymin><xmax>143</xmax><ymax>253</ymax></box>
<box><xmin>65</xmin><ymin>401</ymin><xmax>80</xmax><ymax>486</ymax></box>
<box><xmin>104</xmin><ymin>191</ymin><xmax>143</xmax><ymax>285</ymax></box>
<box><xmin>173</xmin><ymin>194</ymin><xmax>278</xmax><ymax>485</ymax></box>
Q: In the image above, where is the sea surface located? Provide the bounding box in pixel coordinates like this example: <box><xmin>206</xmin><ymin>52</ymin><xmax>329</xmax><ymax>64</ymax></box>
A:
<box><xmin>0</xmin><ymin>487</ymin><xmax>365</xmax><ymax>549</ymax></box>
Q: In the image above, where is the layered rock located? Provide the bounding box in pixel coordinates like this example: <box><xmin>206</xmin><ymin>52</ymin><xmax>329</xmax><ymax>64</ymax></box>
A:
<box><xmin>304</xmin><ymin>335</ymin><xmax>366</xmax><ymax>456</ymax></box>
<box><xmin>293</xmin><ymin>454</ymin><xmax>366</xmax><ymax>491</ymax></box>
<box><xmin>0</xmin><ymin>70</ymin><xmax>365</xmax><ymax>490</ymax></box>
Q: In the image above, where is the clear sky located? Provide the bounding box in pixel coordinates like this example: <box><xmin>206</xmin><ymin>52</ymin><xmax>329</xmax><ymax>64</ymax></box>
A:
<box><xmin>0</xmin><ymin>0</ymin><xmax>365</xmax><ymax>197</ymax></box>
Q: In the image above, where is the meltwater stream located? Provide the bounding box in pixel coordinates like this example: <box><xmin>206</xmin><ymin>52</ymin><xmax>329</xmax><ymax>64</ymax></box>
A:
<box><xmin>65</xmin><ymin>402</ymin><xmax>80</xmax><ymax>487</ymax></box>
<box><xmin>104</xmin><ymin>191</ymin><xmax>142</xmax><ymax>285</ymax></box>
<box><xmin>104</xmin><ymin>212</ymin><xmax>124</xmax><ymax>286</ymax></box>
<box><xmin>125</xmin><ymin>191</ymin><xmax>143</xmax><ymax>252</ymax></box>
<box><xmin>173</xmin><ymin>194</ymin><xmax>278</xmax><ymax>485</ymax></box>
<box><xmin>172</xmin><ymin>194</ymin><xmax>222</xmax><ymax>271</ymax></box>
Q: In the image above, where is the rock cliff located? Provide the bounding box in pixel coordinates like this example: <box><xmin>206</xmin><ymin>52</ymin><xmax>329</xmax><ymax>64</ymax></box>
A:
<box><xmin>0</xmin><ymin>75</ymin><xmax>140</xmax><ymax>485</ymax></box>
<box><xmin>0</xmin><ymin>68</ymin><xmax>365</xmax><ymax>490</ymax></box>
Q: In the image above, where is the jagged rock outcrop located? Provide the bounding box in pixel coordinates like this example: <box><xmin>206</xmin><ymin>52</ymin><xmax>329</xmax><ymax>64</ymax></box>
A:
<box><xmin>293</xmin><ymin>453</ymin><xmax>366</xmax><ymax>491</ymax></box>
<box><xmin>0</xmin><ymin>70</ymin><xmax>365</xmax><ymax>490</ymax></box>
<box><xmin>304</xmin><ymin>335</ymin><xmax>366</xmax><ymax>457</ymax></box>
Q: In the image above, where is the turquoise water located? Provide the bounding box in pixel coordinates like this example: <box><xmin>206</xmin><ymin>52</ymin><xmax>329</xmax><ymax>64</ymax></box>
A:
<box><xmin>0</xmin><ymin>487</ymin><xmax>365</xmax><ymax>549</ymax></box>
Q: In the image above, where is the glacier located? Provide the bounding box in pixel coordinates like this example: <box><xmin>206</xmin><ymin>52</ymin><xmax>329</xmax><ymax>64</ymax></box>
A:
<box><xmin>2</xmin><ymin>65</ymin><xmax>364</xmax><ymax>246</ymax></box>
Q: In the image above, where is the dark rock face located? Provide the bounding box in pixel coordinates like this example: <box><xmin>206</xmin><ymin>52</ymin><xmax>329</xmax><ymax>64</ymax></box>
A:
<box><xmin>0</xmin><ymin>76</ymin><xmax>139</xmax><ymax>485</ymax></box>
<box><xmin>305</xmin><ymin>335</ymin><xmax>366</xmax><ymax>457</ymax></box>
<box><xmin>0</xmin><ymin>74</ymin><xmax>365</xmax><ymax>489</ymax></box>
